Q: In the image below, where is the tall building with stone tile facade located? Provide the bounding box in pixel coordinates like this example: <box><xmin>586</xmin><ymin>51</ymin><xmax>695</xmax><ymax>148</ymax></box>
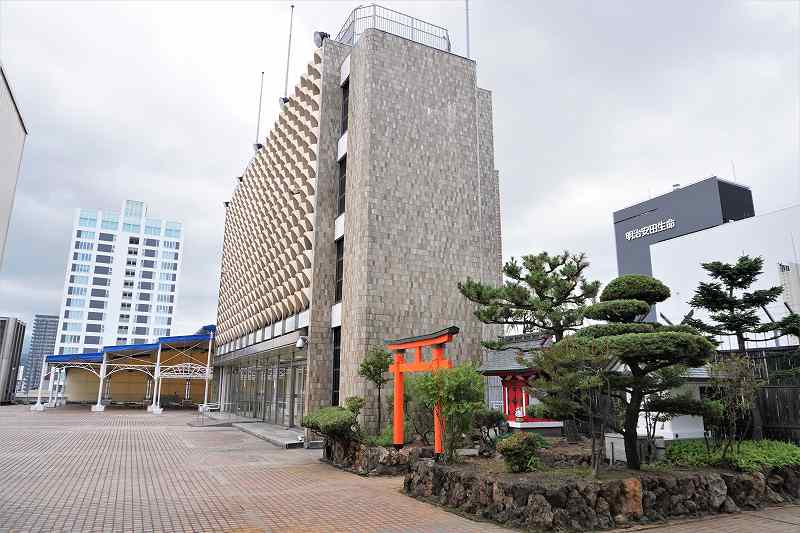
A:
<box><xmin>214</xmin><ymin>6</ymin><xmax>501</xmax><ymax>430</ymax></box>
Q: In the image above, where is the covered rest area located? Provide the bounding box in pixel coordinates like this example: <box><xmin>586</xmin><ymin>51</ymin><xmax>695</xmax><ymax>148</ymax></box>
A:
<box><xmin>30</xmin><ymin>325</ymin><xmax>215</xmax><ymax>414</ymax></box>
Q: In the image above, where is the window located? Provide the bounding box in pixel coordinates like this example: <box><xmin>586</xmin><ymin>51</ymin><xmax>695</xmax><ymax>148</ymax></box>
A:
<box><xmin>126</xmin><ymin>259</ymin><xmax>137</xmax><ymax>267</ymax></box>
<box><xmin>75</xmin><ymin>240</ymin><xmax>93</xmax><ymax>250</ymax></box>
<box><xmin>66</xmin><ymin>298</ymin><xmax>86</xmax><ymax>308</ymax></box>
<box><xmin>73</xmin><ymin>252</ymin><xmax>92</xmax><ymax>262</ymax></box>
<box><xmin>135</xmin><ymin>315</ymin><xmax>149</xmax><ymax>324</ymax></box>
<box><xmin>93</xmin><ymin>277</ymin><xmax>110</xmax><ymax>286</ymax></box>
<box><xmin>117</xmin><ymin>326</ymin><xmax>129</xmax><ymax>334</ymax></box>
<box><xmin>145</xmin><ymin>224</ymin><xmax>161</xmax><ymax>236</ymax></box>
<box><xmin>163</xmin><ymin>241</ymin><xmax>180</xmax><ymax>250</ymax></box>
<box><xmin>154</xmin><ymin>315</ymin><xmax>170</xmax><ymax>325</ymax></box>
<box><xmin>144</xmin><ymin>249</ymin><xmax>156</xmax><ymax>258</ymax></box>
<box><xmin>87</xmin><ymin>312</ymin><xmax>104</xmax><ymax>321</ymax></box>
<box><xmin>120</xmin><ymin>303</ymin><xmax>131</xmax><ymax>312</ymax></box>
<box><xmin>101</xmin><ymin>212</ymin><xmax>119</xmax><ymax>230</ymax></box>
<box><xmin>164</xmin><ymin>221</ymin><xmax>181</xmax><ymax>238</ymax></box>
<box><xmin>72</xmin><ymin>263</ymin><xmax>91</xmax><ymax>273</ymax></box>
<box><xmin>78</xmin><ymin>209</ymin><xmax>97</xmax><ymax>228</ymax></box>
<box><xmin>144</xmin><ymin>238</ymin><xmax>159</xmax><ymax>247</ymax></box>
<box><xmin>334</xmin><ymin>238</ymin><xmax>344</xmax><ymax>302</ymax></box>
<box><xmin>124</xmin><ymin>200</ymin><xmax>144</xmax><ymax>218</ymax></box>
<box><xmin>62</xmin><ymin>322</ymin><xmax>81</xmax><ymax>332</ymax></box>
<box><xmin>96</xmin><ymin>255</ymin><xmax>112</xmax><ymax>264</ymax></box>
<box><xmin>116</xmin><ymin>337</ymin><xmax>127</xmax><ymax>345</ymax></box>
<box><xmin>85</xmin><ymin>323</ymin><xmax>103</xmax><ymax>333</ymax></box>
<box><xmin>337</xmin><ymin>157</ymin><xmax>346</xmax><ymax>215</ymax></box>
<box><xmin>137</xmin><ymin>281</ymin><xmax>153</xmax><ymax>290</ymax></box>
<box><xmin>156</xmin><ymin>294</ymin><xmax>173</xmax><ymax>303</ymax></box>
<box><xmin>97</xmin><ymin>243</ymin><xmax>114</xmax><ymax>253</ymax></box>
<box><xmin>341</xmin><ymin>80</ymin><xmax>349</xmax><ymax>134</ymax></box>
<box><xmin>124</xmin><ymin>280</ymin><xmax>134</xmax><ymax>289</ymax></box>
<box><xmin>89</xmin><ymin>300</ymin><xmax>106</xmax><ymax>309</ymax></box>
<box><xmin>125</xmin><ymin>269</ymin><xmax>136</xmax><ymax>277</ymax></box>
<box><xmin>136</xmin><ymin>304</ymin><xmax>151</xmax><ymax>313</ymax></box>
<box><xmin>134</xmin><ymin>326</ymin><xmax>149</xmax><ymax>335</ymax></box>
<box><xmin>60</xmin><ymin>347</ymin><xmax>80</xmax><ymax>354</ymax></box>
<box><xmin>68</xmin><ymin>286</ymin><xmax>87</xmax><ymax>296</ymax></box>
<box><xmin>141</xmin><ymin>270</ymin><xmax>153</xmax><ymax>279</ymax></box>
<box><xmin>141</xmin><ymin>260</ymin><xmax>155</xmax><ymax>269</ymax></box>
<box><xmin>123</xmin><ymin>223</ymin><xmax>140</xmax><ymax>233</ymax></box>
<box><xmin>159</xmin><ymin>272</ymin><xmax>176</xmax><ymax>281</ymax></box>
<box><xmin>122</xmin><ymin>291</ymin><xmax>133</xmax><ymax>300</ymax></box>
<box><xmin>98</xmin><ymin>232</ymin><xmax>116</xmax><ymax>241</ymax></box>
<box><xmin>119</xmin><ymin>313</ymin><xmax>131</xmax><ymax>322</ymax></box>
<box><xmin>76</xmin><ymin>230</ymin><xmax>95</xmax><ymax>239</ymax></box>
<box><xmin>63</xmin><ymin>310</ymin><xmax>84</xmax><ymax>320</ymax></box>
<box><xmin>153</xmin><ymin>327</ymin><xmax>170</xmax><ymax>337</ymax></box>
<box><xmin>158</xmin><ymin>283</ymin><xmax>174</xmax><ymax>292</ymax></box>
<box><xmin>94</xmin><ymin>266</ymin><xmax>111</xmax><ymax>275</ymax></box>
<box><xmin>61</xmin><ymin>334</ymin><xmax>81</xmax><ymax>344</ymax></box>
<box><xmin>139</xmin><ymin>292</ymin><xmax>151</xmax><ymax>301</ymax></box>
<box><xmin>69</xmin><ymin>275</ymin><xmax>89</xmax><ymax>285</ymax></box>
<box><xmin>332</xmin><ymin>327</ymin><xmax>341</xmax><ymax>406</ymax></box>
<box><xmin>127</xmin><ymin>247</ymin><xmax>139</xmax><ymax>256</ymax></box>
<box><xmin>161</xmin><ymin>261</ymin><xmax>177</xmax><ymax>271</ymax></box>
<box><xmin>90</xmin><ymin>288</ymin><xmax>108</xmax><ymax>298</ymax></box>
<box><xmin>128</xmin><ymin>236</ymin><xmax>140</xmax><ymax>245</ymax></box>
<box><xmin>156</xmin><ymin>304</ymin><xmax>172</xmax><ymax>314</ymax></box>
<box><xmin>84</xmin><ymin>335</ymin><xmax>102</xmax><ymax>345</ymax></box>
<box><xmin>161</xmin><ymin>250</ymin><xmax>179</xmax><ymax>260</ymax></box>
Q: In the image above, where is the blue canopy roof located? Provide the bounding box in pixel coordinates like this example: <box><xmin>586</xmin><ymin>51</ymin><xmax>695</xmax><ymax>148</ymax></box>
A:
<box><xmin>46</xmin><ymin>352</ymin><xmax>104</xmax><ymax>363</ymax></box>
<box><xmin>104</xmin><ymin>342</ymin><xmax>159</xmax><ymax>355</ymax></box>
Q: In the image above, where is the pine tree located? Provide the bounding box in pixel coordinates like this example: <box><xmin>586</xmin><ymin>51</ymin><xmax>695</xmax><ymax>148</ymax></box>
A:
<box><xmin>572</xmin><ymin>274</ymin><xmax>715</xmax><ymax>469</ymax></box>
<box><xmin>458</xmin><ymin>251</ymin><xmax>601</xmax><ymax>342</ymax></box>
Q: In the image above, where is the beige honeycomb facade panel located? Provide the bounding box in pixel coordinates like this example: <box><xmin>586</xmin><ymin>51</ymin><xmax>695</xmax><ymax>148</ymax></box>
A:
<box><xmin>216</xmin><ymin>52</ymin><xmax>324</xmax><ymax>345</ymax></box>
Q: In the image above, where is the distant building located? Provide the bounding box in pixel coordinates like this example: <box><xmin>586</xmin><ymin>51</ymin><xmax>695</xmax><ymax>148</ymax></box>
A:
<box><xmin>778</xmin><ymin>262</ymin><xmax>800</xmax><ymax>314</ymax></box>
<box><xmin>55</xmin><ymin>200</ymin><xmax>184</xmax><ymax>355</ymax></box>
<box><xmin>214</xmin><ymin>5</ymin><xmax>502</xmax><ymax>429</ymax></box>
<box><xmin>0</xmin><ymin>64</ymin><xmax>28</xmax><ymax>271</ymax></box>
<box><xmin>0</xmin><ymin>317</ymin><xmax>26</xmax><ymax>403</ymax></box>
<box><xmin>25</xmin><ymin>314</ymin><xmax>59</xmax><ymax>391</ymax></box>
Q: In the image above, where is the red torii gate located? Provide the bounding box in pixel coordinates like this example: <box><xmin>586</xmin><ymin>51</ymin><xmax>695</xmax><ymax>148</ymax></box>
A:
<box><xmin>385</xmin><ymin>326</ymin><xmax>459</xmax><ymax>455</ymax></box>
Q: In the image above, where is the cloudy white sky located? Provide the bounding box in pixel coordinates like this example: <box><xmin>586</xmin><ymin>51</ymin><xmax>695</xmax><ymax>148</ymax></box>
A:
<box><xmin>0</xmin><ymin>0</ymin><xmax>798</xmax><ymax>344</ymax></box>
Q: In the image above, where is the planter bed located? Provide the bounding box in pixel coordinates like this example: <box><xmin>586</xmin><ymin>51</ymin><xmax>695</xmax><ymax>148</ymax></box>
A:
<box><xmin>404</xmin><ymin>458</ymin><xmax>800</xmax><ymax>531</ymax></box>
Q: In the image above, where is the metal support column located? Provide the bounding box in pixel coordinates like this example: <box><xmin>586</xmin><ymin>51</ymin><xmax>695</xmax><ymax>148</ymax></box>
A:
<box><xmin>30</xmin><ymin>361</ymin><xmax>48</xmax><ymax>411</ymax></box>
<box><xmin>200</xmin><ymin>331</ymin><xmax>214</xmax><ymax>412</ymax></box>
<box><xmin>150</xmin><ymin>344</ymin><xmax>163</xmax><ymax>414</ymax></box>
<box><xmin>92</xmin><ymin>353</ymin><xmax>107</xmax><ymax>412</ymax></box>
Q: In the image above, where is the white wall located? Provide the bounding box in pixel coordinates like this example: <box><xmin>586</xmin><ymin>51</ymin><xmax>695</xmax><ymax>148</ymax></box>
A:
<box><xmin>0</xmin><ymin>67</ymin><xmax>27</xmax><ymax>271</ymax></box>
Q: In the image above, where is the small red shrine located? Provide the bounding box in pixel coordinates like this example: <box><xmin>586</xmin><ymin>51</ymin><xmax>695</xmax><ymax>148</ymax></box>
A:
<box><xmin>478</xmin><ymin>334</ymin><xmax>563</xmax><ymax>435</ymax></box>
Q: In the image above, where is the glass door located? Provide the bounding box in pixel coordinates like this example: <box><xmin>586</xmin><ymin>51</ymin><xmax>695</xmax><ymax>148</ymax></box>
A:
<box><xmin>292</xmin><ymin>365</ymin><xmax>305</xmax><ymax>427</ymax></box>
<box><xmin>275</xmin><ymin>365</ymin><xmax>288</xmax><ymax>426</ymax></box>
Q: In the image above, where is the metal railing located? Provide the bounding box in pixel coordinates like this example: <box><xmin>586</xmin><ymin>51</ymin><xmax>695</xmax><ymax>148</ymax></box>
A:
<box><xmin>335</xmin><ymin>4</ymin><xmax>451</xmax><ymax>53</ymax></box>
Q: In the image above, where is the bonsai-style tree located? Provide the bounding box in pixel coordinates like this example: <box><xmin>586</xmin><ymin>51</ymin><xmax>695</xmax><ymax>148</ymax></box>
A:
<box><xmin>686</xmin><ymin>255</ymin><xmax>799</xmax><ymax>350</ymax></box>
<box><xmin>686</xmin><ymin>255</ymin><xmax>800</xmax><ymax>438</ymax></box>
<box><xmin>572</xmin><ymin>274</ymin><xmax>715</xmax><ymax>469</ymax></box>
<box><xmin>528</xmin><ymin>336</ymin><xmax>615</xmax><ymax>476</ymax></box>
<box><xmin>359</xmin><ymin>346</ymin><xmax>393</xmax><ymax>434</ymax></box>
<box><xmin>458</xmin><ymin>251</ymin><xmax>601</xmax><ymax>343</ymax></box>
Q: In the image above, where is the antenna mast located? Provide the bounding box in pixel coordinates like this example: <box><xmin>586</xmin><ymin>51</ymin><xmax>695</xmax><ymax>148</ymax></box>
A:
<box><xmin>283</xmin><ymin>4</ymin><xmax>295</xmax><ymax>100</ymax></box>
<box><xmin>465</xmin><ymin>0</ymin><xmax>470</xmax><ymax>58</ymax></box>
<box><xmin>254</xmin><ymin>71</ymin><xmax>265</xmax><ymax>151</ymax></box>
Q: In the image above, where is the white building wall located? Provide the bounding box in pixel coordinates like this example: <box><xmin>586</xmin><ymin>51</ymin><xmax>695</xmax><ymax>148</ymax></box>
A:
<box><xmin>0</xmin><ymin>66</ymin><xmax>27</xmax><ymax>271</ymax></box>
<box><xmin>55</xmin><ymin>200</ymin><xmax>184</xmax><ymax>355</ymax></box>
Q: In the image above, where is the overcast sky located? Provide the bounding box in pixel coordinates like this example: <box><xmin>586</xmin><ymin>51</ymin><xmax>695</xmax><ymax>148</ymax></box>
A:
<box><xmin>0</xmin><ymin>0</ymin><xmax>798</xmax><ymax>344</ymax></box>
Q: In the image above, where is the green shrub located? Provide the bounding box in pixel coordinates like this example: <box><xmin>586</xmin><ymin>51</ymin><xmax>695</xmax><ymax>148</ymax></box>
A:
<box><xmin>302</xmin><ymin>406</ymin><xmax>357</xmax><ymax>441</ymax></box>
<box><xmin>387</xmin><ymin>375</ymin><xmax>434</xmax><ymax>445</ymax></box>
<box><xmin>600</xmin><ymin>274</ymin><xmax>670</xmax><ymax>304</ymax></box>
<box><xmin>665</xmin><ymin>439</ymin><xmax>800</xmax><ymax>472</ymax></box>
<box><xmin>583</xmin><ymin>299</ymin><xmax>650</xmax><ymax>322</ymax></box>
<box><xmin>496</xmin><ymin>431</ymin><xmax>550</xmax><ymax>473</ymax></box>
<box><xmin>363</xmin><ymin>424</ymin><xmax>394</xmax><ymax>447</ymax></box>
<box><xmin>344</xmin><ymin>396</ymin><xmax>365</xmax><ymax>415</ymax></box>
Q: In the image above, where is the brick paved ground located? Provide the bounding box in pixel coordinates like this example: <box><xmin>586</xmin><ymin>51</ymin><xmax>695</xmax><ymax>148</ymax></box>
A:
<box><xmin>0</xmin><ymin>405</ymin><xmax>798</xmax><ymax>533</ymax></box>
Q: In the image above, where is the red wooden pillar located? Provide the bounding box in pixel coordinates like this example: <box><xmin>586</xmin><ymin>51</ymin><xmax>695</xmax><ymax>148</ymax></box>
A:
<box><xmin>391</xmin><ymin>350</ymin><xmax>405</xmax><ymax>449</ymax></box>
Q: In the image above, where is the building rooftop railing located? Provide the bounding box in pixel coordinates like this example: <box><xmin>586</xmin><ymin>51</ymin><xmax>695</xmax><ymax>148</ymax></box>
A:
<box><xmin>335</xmin><ymin>4</ymin><xmax>451</xmax><ymax>53</ymax></box>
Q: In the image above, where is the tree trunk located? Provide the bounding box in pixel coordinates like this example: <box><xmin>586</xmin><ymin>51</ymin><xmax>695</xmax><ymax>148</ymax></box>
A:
<box><xmin>377</xmin><ymin>386</ymin><xmax>382</xmax><ymax>435</ymax></box>
<box><xmin>623</xmin><ymin>391</ymin><xmax>643</xmax><ymax>470</ymax></box>
<box><xmin>735</xmin><ymin>333</ymin><xmax>763</xmax><ymax>440</ymax></box>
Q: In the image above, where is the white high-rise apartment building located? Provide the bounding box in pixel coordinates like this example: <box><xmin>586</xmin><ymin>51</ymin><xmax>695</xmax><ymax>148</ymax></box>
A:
<box><xmin>55</xmin><ymin>200</ymin><xmax>184</xmax><ymax>355</ymax></box>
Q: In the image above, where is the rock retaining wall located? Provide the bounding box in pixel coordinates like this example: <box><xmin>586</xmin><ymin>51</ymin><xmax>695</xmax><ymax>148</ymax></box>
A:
<box><xmin>404</xmin><ymin>460</ymin><xmax>800</xmax><ymax>531</ymax></box>
<box><xmin>324</xmin><ymin>439</ymin><xmax>434</xmax><ymax>476</ymax></box>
